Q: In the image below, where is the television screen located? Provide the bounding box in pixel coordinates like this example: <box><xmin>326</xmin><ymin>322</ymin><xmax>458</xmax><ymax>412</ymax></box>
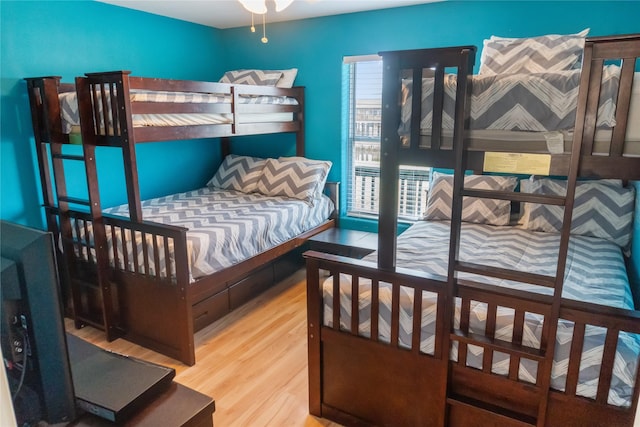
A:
<box><xmin>1</xmin><ymin>220</ymin><xmax>76</xmax><ymax>425</ymax></box>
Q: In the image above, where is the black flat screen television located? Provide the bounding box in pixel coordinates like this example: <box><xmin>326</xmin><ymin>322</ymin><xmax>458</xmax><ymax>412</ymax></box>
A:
<box><xmin>1</xmin><ymin>220</ymin><xmax>76</xmax><ymax>425</ymax></box>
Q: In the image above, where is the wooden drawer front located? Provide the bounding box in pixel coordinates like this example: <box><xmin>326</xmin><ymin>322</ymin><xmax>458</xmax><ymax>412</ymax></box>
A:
<box><xmin>448</xmin><ymin>401</ymin><xmax>534</xmax><ymax>427</ymax></box>
<box><xmin>192</xmin><ymin>289</ymin><xmax>229</xmax><ymax>332</ymax></box>
<box><xmin>228</xmin><ymin>266</ymin><xmax>274</xmax><ymax>310</ymax></box>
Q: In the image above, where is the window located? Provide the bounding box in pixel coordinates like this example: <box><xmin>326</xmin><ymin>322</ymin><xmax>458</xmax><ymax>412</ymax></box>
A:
<box><xmin>344</xmin><ymin>56</ymin><xmax>431</xmax><ymax>221</ymax></box>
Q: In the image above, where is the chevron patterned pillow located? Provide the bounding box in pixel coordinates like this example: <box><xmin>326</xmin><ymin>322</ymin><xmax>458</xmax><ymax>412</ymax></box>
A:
<box><xmin>479</xmin><ymin>29</ymin><xmax>589</xmax><ymax>75</ymax></box>
<box><xmin>220</xmin><ymin>69</ymin><xmax>283</xmax><ymax>86</ymax></box>
<box><xmin>256</xmin><ymin>157</ymin><xmax>331</xmax><ymax>204</ymax></box>
<box><xmin>424</xmin><ymin>173</ymin><xmax>518</xmax><ymax>225</ymax></box>
<box><xmin>207</xmin><ymin>154</ymin><xmax>267</xmax><ymax>193</ymax></box>
<box><xmin>519</xmin><ymin>177</ymin><xmax>635</xmax><ymax>248</ymax></box>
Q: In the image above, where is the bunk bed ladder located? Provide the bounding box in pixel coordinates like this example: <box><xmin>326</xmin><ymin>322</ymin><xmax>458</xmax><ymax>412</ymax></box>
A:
<box><xmin>443</xmin><ymin>48</ymin><xmax>594</xmax><ymax>427</ymax></box>
<box><xmin>53</xmin><ymin>145</ymin><xmax>120</xmax><ymax>339</ymax></box>
<box><xmin>76</xmin><ymin>144</ymin><xmax>121</xmax><ymax>341</ymax></box>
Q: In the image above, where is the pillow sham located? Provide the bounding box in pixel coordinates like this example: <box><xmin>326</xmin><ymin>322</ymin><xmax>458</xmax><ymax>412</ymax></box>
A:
<box><xmin>207</xmin><ymin>154</ymin><xmax>266</xmax><ymax>193</ymax></box>
<box><xmin>478</xmin><ymin>29</ymin><xmax>589</xmax><ymax>75</ymax></box>
<box><xmin>256</xmin><ymin>157</ymin><xmax>331</xmax><ymax>203</ymax></box>
<box><xmin>424</xmin><ymin>173</ymin><xmax>518</xmax><ymax>226</ymax></box>
<box><xmin>219</xmin><ymin>69</ymin><xmax>283</xmax><ymax>86</ymax></box>
<box><xmin>519</xmin><ymin>177</ymin><xmax>635</xmax><ymax>248</ymax></box>
<box><xmin>275</xmin><ymin>68</ymin><xmax>298</xmax><ymax>88</ymax></box>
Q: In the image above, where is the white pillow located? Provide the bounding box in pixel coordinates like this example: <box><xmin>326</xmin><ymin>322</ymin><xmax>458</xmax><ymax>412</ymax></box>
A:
<box><xmin>276</xmin><ymin>68</ymin><xmax>298</xmax><ymax>88</ymax></box>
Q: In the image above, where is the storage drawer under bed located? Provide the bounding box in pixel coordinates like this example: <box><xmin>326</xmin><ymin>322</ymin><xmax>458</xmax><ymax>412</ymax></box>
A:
<box><xmin>192</xmin><ymin>289</ymin><xmax>229</xmax><ymax>332</ymax></box>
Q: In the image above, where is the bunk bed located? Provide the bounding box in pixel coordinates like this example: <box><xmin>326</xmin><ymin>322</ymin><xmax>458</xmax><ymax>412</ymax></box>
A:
<box><xmin>305</xmin><ymin>34</ymin><xmax>640</xmax><ymax>426</ymax></box>
<box><xmin>25</xmin><ymin>71</ymin><xmax>338</xmax><ymax>366</ymax></box>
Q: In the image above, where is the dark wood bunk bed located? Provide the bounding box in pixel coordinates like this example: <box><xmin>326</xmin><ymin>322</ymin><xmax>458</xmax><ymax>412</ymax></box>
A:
<box><xmin>305</xmin><ymin>34</ymin><xmax>640</xmax><ymax>426</ymax></box>
<box><xmin>25</xmin><ymin>71</ymin><xmax>337</xmax><ymax>366</ymax></box>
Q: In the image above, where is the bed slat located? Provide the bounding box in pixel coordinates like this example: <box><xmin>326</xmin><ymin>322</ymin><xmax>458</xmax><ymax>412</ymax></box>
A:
<box><xmin>610</xmin><ymin>58</ymin><xmax>635</xmax><ymax>156</ymax></box>
<box><xmin>458</xmin><ymin>297</ymin><xmax>471</xmax><ymax>367</ymax></box>
<box><xmin>390</xmin><ymin>283</ymin><xmax>401</xmax><ymax>348</ymax></box>
<box><xmin>508</xmin><ymin>309</ymin><xmax>526</xmax><ymax>381</ymax></box>
<box><xmin>350</xmin><ymin>276</ymin><xmax>359</xmax><ymax>334</ymax></box>
<box><xmin>411</xmin><ymin>289</ymin><xmax>422</xmax><ymax>353</ymax></box>
<box><xmin>564</xmin><ymin>322</ymin><xmax>585</xmax><ymax>397</ymax></box>
<box><xmin>371</xmin><ymin>279</ymin><xmax>380</xmax><ymax>342</ymax></box>
<box><xmin>482</xmin><ymin>302</ymin><xmax>498</xmax><ymax>373</ymax></box>
<box><xmin>596</xmin><ymin>330</ymin><xmax>619</xmax><ymax>404</ymax></box>
<box><xmin>332</xmin><ymin>273</ymin><xmax>340</xmax><ymax>331</ymax></box>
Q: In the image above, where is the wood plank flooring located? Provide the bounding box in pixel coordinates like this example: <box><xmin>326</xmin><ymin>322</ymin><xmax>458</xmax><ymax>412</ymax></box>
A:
<box><xmin>65</xmin><ymin>268</ymin><xmax>342</xmax><ymax>427</ymax></box>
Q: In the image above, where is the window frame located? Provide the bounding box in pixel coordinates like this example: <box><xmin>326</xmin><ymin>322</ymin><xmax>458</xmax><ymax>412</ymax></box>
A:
<box><xmin>343</xmin><ymin>55</ymin><xmax>431</xmax><ymax>223</ymax></box>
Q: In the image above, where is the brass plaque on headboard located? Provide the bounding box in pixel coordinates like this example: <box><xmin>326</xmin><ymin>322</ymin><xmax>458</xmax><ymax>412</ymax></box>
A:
<box><xmin>483</xmin><ymin>152</ymin><xmax>551</xmax><ymax>175</ymax></box>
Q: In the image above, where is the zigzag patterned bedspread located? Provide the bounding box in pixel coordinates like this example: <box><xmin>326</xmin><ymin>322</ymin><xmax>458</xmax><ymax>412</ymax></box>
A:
<box><xmin>89</xmin><ymin>188</ymin><xmax>333</xmax><ymax>282</ymax></box>
<box><xmin>322</xmin><ymin>221</ymin><xmax>639</xmax><ymax>407</ymax></box>
<box><xmin>399</xmin><ymin>65</ymin><xmax>628</xmax><ymax>134</ymax></box>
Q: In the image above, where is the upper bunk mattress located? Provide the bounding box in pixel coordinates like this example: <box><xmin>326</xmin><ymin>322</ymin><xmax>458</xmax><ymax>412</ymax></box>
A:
<box><xmin>58</xmin><ymin>90</ymin><xmax>299</xmax><ymax>134</ymax></box>
<box><xmin>399</xmin><ymin>67</ymin><xmax>640</xmax><ymax>154</ymax></box>
<box><xmin>322</xmin><ymin>220</ymin><xmax>639</xmax><ymax>407</ymax></box>
<box><xmin>75</xmin><ymin>187</ymin><xmax>333</xmax><ymax>282</ymax></box>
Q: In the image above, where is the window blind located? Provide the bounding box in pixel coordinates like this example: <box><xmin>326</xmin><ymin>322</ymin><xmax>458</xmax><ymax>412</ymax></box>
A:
<box><xmin>344</xmin><ymin>56</ymin><xmax>431</xmax><ymax>221</ymax></box>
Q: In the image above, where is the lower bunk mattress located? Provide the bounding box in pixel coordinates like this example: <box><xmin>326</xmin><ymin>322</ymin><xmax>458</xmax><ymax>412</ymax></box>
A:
<box><xmin>74</xmin><ymin>187</ymin><xmax>334</xmax><ymax>282</ymax></box>
<box><xmin>322</xmin><ymin>220</ymin><xmax>639</xmax><ymax>407</ymax></box>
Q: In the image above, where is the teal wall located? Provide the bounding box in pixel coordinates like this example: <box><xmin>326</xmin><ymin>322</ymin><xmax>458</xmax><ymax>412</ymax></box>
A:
<box><xmin>1</xmin><ymin>0</ymin><xmax>223</xmax><ymax>227</ymax></box>
<box><xmin>1</xmin><ymin>1</ymin><xmax>639</xmax><ymax>235</ymax></box>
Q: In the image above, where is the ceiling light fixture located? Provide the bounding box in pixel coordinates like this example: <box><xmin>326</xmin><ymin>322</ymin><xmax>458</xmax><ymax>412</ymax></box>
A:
<box><xmin>238</xmin><ymin>0</ymin><xmax>294</xmax><ymax>44</ymax></box>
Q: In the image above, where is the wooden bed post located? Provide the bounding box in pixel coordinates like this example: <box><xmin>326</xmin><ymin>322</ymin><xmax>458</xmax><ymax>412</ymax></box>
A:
<box><xmin>305</xmin><ymin>258</ymin><xmax>322</xmax><ymax>416</ymax></box>
<box><xmin>221</xmin><ymin>137</ymin><xmax>231</xmax><ymax>157</ymax></box>
<box><xmin>24</xmin><ymin>76</ymin><xmax>74</xmax><ymax>311</ymax></box>
<box><xmin>295</xmin><ymin>86</ymin><xmax>305</xmax><ymax>157</ymax></box>
<box><xmin>79</xmin><ymin>71</ymin><xmax>143</xmax><ymax>223</ymax></box>
<box><xmin>74</xmin><ymin>75</ymin><xmax>123</xmax><ymax>340</ymax></box>
<box><xmin>377</xmin><ymin>53</ymin><xmax>401</xmax><ymax>271</ymax></box>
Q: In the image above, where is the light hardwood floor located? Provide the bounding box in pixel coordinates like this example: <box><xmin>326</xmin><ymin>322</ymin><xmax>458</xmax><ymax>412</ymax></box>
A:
<box><xmin>65</xmin><ymin>268</ymin><xmax>342</xmax><ymax>427</ymax></box>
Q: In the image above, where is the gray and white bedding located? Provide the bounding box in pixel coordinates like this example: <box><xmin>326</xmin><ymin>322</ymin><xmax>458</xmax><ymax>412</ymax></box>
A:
<box><xmin>322</xmin><ymin>220</ymin><xmax>639</xmax><ymax>407</ymax></box>
<box><xmin>58</xmin><ymin>89</ymin><xmax>299</xmax><ymax>134</ymax></box>
<box><xmin>398</xmin><ymin>66</ymin><xmax>637</xmax><ymax>135</ymax></box>
<box><xmin>75</xmin><ymin>187</ymin><xmax>333</xmax><ymax>282</ymax></box>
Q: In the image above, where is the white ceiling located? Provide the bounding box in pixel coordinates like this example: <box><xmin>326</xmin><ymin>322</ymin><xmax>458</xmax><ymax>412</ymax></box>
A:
<box><xmin>98</xmin><ymin>0</ymin><xmax>439</xmax><ymax>29</ymax></box>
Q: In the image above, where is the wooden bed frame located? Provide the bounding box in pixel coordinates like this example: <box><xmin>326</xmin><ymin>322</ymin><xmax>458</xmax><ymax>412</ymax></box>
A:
<box><xmin>25</xmin><ymin>71</ymin><xmax>337</xmax><ymax>366</ymax></box>
<box><xmin>305</xmin><ymin>34</ymin><xmax>640</xmax><ymax>426</ymax></box>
